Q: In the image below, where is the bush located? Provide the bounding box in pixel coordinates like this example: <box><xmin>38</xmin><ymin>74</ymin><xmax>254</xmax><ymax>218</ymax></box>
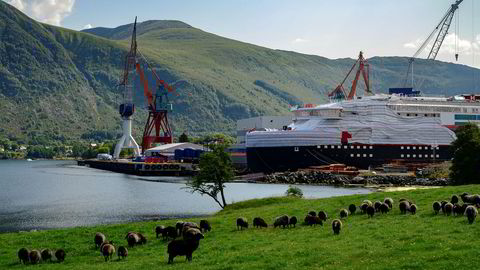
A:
<box><xmin>285</xmin><ymin>185</ymin><xmax>303</xmax><ymax>198</ymax></box>
<box><xmin>450</xmin><ymin>123</ymin><xmax>480</xmax><ymax>184</ymax></box>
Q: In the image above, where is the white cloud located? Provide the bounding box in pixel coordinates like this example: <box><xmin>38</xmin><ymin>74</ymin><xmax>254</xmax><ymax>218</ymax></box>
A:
<box><xmin>292</xmin><ymin>38</ymin><xmax>308</xmax><ymax>44</ymax></box>
<box><xmin>403</xmin><ymin>38</ymin><xmax>423</xmax><ymax>49</ymax></box>
<box><xmin>3</xmin><ymin>0</ymin><xmax>75</xmax><ymax>26</ymax></box>
<box><xmin>82</xmin><ymin>23</ymin><xmax>92</xmax><ymax>30</ymax></box>
<box><xmin>404</xmin><ymin>34</ymin><xmax>480</xmax><ymax>56</ymax></box>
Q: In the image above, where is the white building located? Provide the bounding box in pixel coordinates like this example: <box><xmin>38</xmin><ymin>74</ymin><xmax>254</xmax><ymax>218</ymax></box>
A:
<box><xmin>236</xmin><ymin>116</ymin><xmax>292</xmax><ymax>144</ymax></box>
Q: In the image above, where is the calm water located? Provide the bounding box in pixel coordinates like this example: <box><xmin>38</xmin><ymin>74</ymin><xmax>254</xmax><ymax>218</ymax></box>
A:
<box><xmin>0</xmin><ymin>160</ymin><xmax>371</xmax><ymax>232</ymax></box>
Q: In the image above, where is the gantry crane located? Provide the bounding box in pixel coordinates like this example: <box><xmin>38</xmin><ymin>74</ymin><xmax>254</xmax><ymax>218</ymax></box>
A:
<box><xmin>328</xmin><ymin>51</ymin><xmax>371</xmax><ymax>100</ymax></box>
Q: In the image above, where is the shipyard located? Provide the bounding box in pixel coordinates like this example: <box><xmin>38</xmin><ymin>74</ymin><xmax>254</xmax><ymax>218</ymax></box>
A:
<box><xmin>1</xmin><ymin>0</ymin><xmax>480</xmax><ymax>269</ymax></box>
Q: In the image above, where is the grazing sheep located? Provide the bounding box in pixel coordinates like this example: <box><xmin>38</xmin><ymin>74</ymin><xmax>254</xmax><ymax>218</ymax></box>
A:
<box><xmin>95</xmin><ymin>232</ymin><xmax>106</xmax><ymax>248</ymax></box>
<box><xmin>432</xmin><ymin>201</ymin><xmax>441</xmax><ymax>214</ymax></box>
<box><xmin>200</xmin><ymin>220</ymin><xmax>211</xmax><ymax>233</ymax></box>
<box><xmin>29</xmin><ymin>250</ymin><xmax>41</xmax><ymax>264</ymax></box>
<box><xmin>340</xmin><ymin>209</ymin><xmax>348</xmax><ymax>219</ymax></box>
<box><xmin>274</xmin><ymin>215</ymin><xmax>290</xmax><ymax>228</ymax></box>
<box><xmin>183</xmin><ymin>228</ymin><xmax>204</xmax><ymax>242</ymax></box>
<box><xmin>102</xmin><ymin>244</ymin><xmax>115</xmax><ymax>262</ymax></box>
<box><xmin>18</xmin><ymin>248</ymin><xmax>29</xmax><ymax>264</ymax></box>
<box><xmin>55</xmin><ymin>249</ymin><xmax>66</xmax><ymax>262</ymax></box>
<box><xmin>137</xmin><ymin>233</ymin><xmax>147</xmax><ymax>245</ymax></box>
<box><xmin>460</xmin><ymin>204</ymin><xmax>469</xmax><ymax>215</ymax></box>
<box><xmin>366</xmin><ymin>205</ymin><xmax>375</xmax><ymax>218</ymax></box>
<box><xmin>374</xmin><ymin>201</ymin><xmax>382</xmax><ymax>212</ymax></box>
<box><xmin>127</xmin><ymin>233</ymin><xmax>141</xmax><ymax>247</ymax></box>
<box><xmin>176</xmin><ymin>221</ymin><xmax>185</xmax><ymax>235</ymax></box>
<box><xmin>460</xmin><ymin>193</ymin><xmax>478</xmax><ymax>204</ymax></box>
<box><xmin>384</xmin><ymin>198</ymin><xmax>394</xmax><ymax>209</ymax></box>
<box><xmin>236</xmin><ymin>217</ymin><xmax>248</xmax><ymax>230</ymax></box>
<box><xmin>399</xmin><ymin>201</ymin><xmax>410</xmax><ymax>214</ymax></box>
<box><xmin>348</xmin><ymin>204</ymin><xmax>356</xmax><ymax>215</ymax></box>
<box><xmin>164</xmin><ymin>226</ymin><xmax>177</xmax><ymax>240</ymax></box>
<box><xmin>409</xmin><ymin>204</ymin><xmax>417</xmax><ymax>215</ymax></box>
<box><xmin>453</xmin><ymin>203</ymin><xmax>463</xmax><ymax>216</ymax></box>
<box><xmin>253</xmin><ymin>217</ymin><xmax>268</xmax><ymax>228</ymax></box>
<box><xmin>444</xmin><ymin>202</ymin><xmax>454</xmax><ymax>216</ymax></box>
<box><xmin>379</xmin><ymin>203</ymin><xmax>389</xmax><ymax>214</ymax></box>
<box><xmin>318</xmin><ymin>211</ymin><xmax>328</xmax><ymax>221</ymax></box>
<box><xmin>360</xmin><ymin>203</ymin><xmax>369</xmax><ymax>214</ymax></box>
<box><xmin>289</xmin><ymin>216</ymin><xmax>298</xmax><ymax>228</ymax></box>
<box><xmin>167</xmin><ymin>238</ymin><xmax>202</xmax><ymax>264</ymax></box>
<box><xmin>41</xmin><ymin>249</ymin><xmax>53</xmax><ymax>262</ymax></box>
<box><xmin>117</xmin><ymin>246</ymin><xmax>128</xmax><ymax>260</ymax></box>
<box><xmin>451</xmin><ymin>195</ymin><xmax>459</xmax><ymax>204</ymax></box>
<box><xmin>332</xmin><ymin>219</ymin><xmax>342</xmax><ymax>235</ymax></box>
<box><xmin>304</xmin><ymin>214</ymin><xmax>322</xmax><ymax>226</ymax></box>
<box><xmin>363</xmin><ymin>200</ymin><xmax>372</xmax><ymax>206</ymax></box>
<box><xmin>156</xmin><ymin>226</ymin><xmax>165</xmax><ymax>239</ymax></box>
<box><xmin>308</xmin><ymin>211</ymin><xmax>317</xmax><ymax>217</ymax></box>
<box><xmin>183</xmin><ymin>222</ymin><xmax>200</xmax><ymax>230</ymax></box>
<box><xmin>465</xmin><ymin>205</ymin><xmax>478</xmax><ymax>224</ymax></box>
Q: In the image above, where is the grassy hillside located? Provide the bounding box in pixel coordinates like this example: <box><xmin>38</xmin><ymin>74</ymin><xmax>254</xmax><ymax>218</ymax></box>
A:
<box><xmin>1</xmin><ymin>185</ymin><xmax>480</xmax><ymax>269</ymax></box>
<box><xmin>1</xmin><ymin>1</ymin><xmax>479</xmax><ymax>144</ymax></box>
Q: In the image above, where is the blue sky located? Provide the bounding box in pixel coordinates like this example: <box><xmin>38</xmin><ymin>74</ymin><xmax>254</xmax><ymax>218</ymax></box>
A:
<box><xmin>4</xmin><ymin>0</ymin><xmax>480</xmax><ymax>68</ymax></box>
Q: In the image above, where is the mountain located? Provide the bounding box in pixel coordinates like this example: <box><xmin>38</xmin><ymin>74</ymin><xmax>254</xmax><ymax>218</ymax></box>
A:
<box><xmin>1</xmin><ymin>1</ymin><xmax>479</xmax><ymax>145</ymax></box>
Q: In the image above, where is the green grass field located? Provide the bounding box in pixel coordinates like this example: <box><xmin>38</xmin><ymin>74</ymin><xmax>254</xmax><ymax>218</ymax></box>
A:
<box><xmin>2</xmin><ymin>185</ymin><xmax>480</xmax><ymax>269</ymax></box>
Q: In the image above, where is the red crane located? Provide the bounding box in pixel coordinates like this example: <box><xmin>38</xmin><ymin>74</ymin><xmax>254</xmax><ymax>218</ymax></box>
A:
<box><xmin>328</xmin><ymin>51</ymin><xmax>371</xmax><ymax>100</ymax></box>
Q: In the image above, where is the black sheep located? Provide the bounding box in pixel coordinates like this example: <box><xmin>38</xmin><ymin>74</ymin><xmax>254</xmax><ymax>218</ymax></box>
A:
<box><xmin>360</xmin><ymin>203</ymin><xmax>369</xmax><ymax>214</ymax></box>
<box><xmin>200</xmin><ymin>220</ymin><xmax>211</xmax><ymax>232</ymax></box>
<box><xmin>304</xmin><ymin>214</ymin><xmax>322</xmax><ymax>226</ymax></box>
<box><xmin>451</xmin><ymin>195</ymin><xmax>459</xmax><ymax>204</ymax></box>
<box><xmin>29</xmin><ymin>250</ymin><xmax>41</xmax><ymax>264</ymax></box>
<box><xmin>453</xmin><ymin>203</ymin><xmax>463</xmax><ymax>216</ymax></box>
<box><xmin>374</xmin><ymin>201</ymin><xmax>382</xmax><ymax>212</ymax></box>
<box><xmin>384</xmin><ymin>198</ymin><xmax>394</xmax><ymax>209</ymax></box>
<box><xmin>236</xmin><ymin>217</ymin><xmax>248</xmax><ymax>230</ymax></box>
<box><xmin>440</xmin><ymin>200</ymin><xmax>448</xmax><ymax>212</ymax></box>
<box><xmin>432</xmin><ymin>201</ymin><xmax>441</xmax><ymax>214</ymax></box>
<box><xmin>183</xmin><ymin>228</ymin><xmax>204</xmax><ymax>242</ymax></box>
<box><xmin>444</xmin><ymin>202</ymin><xmax>453</xmax><ymax>216</ymax></box>
<box><xmin>156</xmin><ymin>226</ymin><xmax>165</xmax><ymax>238</ymax></box>
<box><xmin>380</xmin><ymin>203</ymin><xmax>389</xmax><ymax>214</ymax></box>
<box><xmin>308</xmin><ymin>211</ymin><xmax>317</xmax><ymax>217</ymax></box>
<box><xmin>348</xmin><ymin>204</ymin><xmax>356</xmax><ymax>215</ymax></box>
<box><xmin>366</xmin><ymin>205</ymin><xmax>375</xmax><ymax>218</ymax></box>
<box><xmin>332</xmin><ymin>219</ymin><xmax>342</xmax><ymax>235</ymax></box>
<box><xmin>318</xmin><ymin>211</ymin><xmax>328</xmax><ymax>221</ymax></box>
<box><xmin>127</xmin><ymin>233</ymin><xmax>141</xmax><ymax>247</ymax></box>
<box><xmin>399</xmin><ymin>201</ymin><xmax>410</xmax><ymax>214</ymax></box>
<box><xmin>253</xmin><ymin>217</ymin><xmax>268</xmax><ymax>228</ymax></box>
<box><xmin>41</xmin><ymin>249</ymin><xmax>53</xmax><ymax>262</ymax></box>
<box><xmin>289</xmin><ymin>216</ymin><xmax>298</xmax><ymax>228</ymax></box>
<box><xmin>465</xmin><ymin>205</ymin><xmax>478</xmax><ymax>224</ymax></box>
<box><xmin>409</xmin><ymin>204</ymin><xmax>417</xmax><ymax>215</ymax></box>
<box><xmin>95</xmin><ymin>232</ymin><xmax>106</xmax><ymax>248</ymax></box>
<box><xmin>55</xmin><ymin>249</ymin><xmax>66</xmax><ymax>262</ymax></box>
<box><xmin>118</xmin><ymin>246</ymin><xmax>128</xmax><ymax>259</ymax></box>
<box><xmin>163</xmin><ymin>226</ymin><xmax>177</xmax><ymax>240</ymax></box>
<box><xmin>340</xmin><ymin>209</ymin><xmax>348</xmax><ymax>219</ymax></box>
<box><xmin>167</xmin><ymin>238</ymin><xmax>202</xmax><ymax>264</ymax></box>
<box><xmin>274</xmin><ymin>215</ymin><xmax>289</xmax><ymax>228</ymax></box>
<box><xmin>18</xmin><ymin>248</ymin><xmax>29</xmax><ymax>264</ymax></box>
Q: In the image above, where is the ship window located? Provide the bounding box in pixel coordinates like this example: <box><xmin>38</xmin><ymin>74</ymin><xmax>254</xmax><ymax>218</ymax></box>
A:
<box><xmin>413</xmin><ymin>146</ymin><xmax>416</xmax><ymax>150</ymax></box>
<box><xmin>344</xmin><ymin>146</ymin><xmax>348</xmax><ymax>149</ymax></box>
<box><xmin>431</xmin><ymin>154</ymin><xmax>434</xmax><ymax>158</ymax></box>
<box><xmin>436</xmin><ymin>147</ymin><xmax>439</xmax><ymax>150</ymax></box>
<box><xmin>324</xmin><ymin>145</ymin><xmax>328</xmax><ymax>149</ymax></box>
<box><xmin>294</xmin><ymin>147</ymin><xmax>299</xmax><ymax>152</ymax></box>
<box><xmin>407</xmin><ymin>146</ymin><xmax>410</xmax><ymax>150</ymax></box>
<box><xmin>331</xmin><ymin>145</ymin><xmax>335</xmax><ymax>149</ymax></box>
<box><xmin>401</xmin><ymin>154</ymin><xmax>404</xmax><ymax>158</ymax></box>
<box><xmin>357</xmin><ymin>154</ymin><xmax>360</xmax><ymax>157</ymax></box>
<box><xmin>363</xmin><ymin>146</ymin><xmax>367</xmax><ymax>149</ymax></box>
<box><xmin>419</xmin><ymin>146</ymin><xmax>422</xmax><ymax>150</ymax></box>
<box><xmin>350</xmin><ymin>154</ymin><xmax>354</xmax><ymax>157</ymax></box>
<box><xmin>338</xmin><ymin>145</ymin><xmax>341</xmax><ymax>149</ymax></box>
<box><xmin>407</xmin><ymin>114</ymin><xmax>410</xmax><ymax>116</ymax></box>
<box><xmin>369</xmin><ymin>154</ymin><xmax>373</xmax><ymax>157</ymax></box>
<box><xmin>369</xmin><ymin>146</ymin><xmax>373</xmax><ymax>149</ymax></box>
<box><xmin>424</xmin><ymin>114</ymin><xmax>428</xmax><ymax>117</ymax></box>
<box><xmin>317</xmin><ymin>145</ymin><xmax>321</xmax><ymax>148</ymax></box>
<box><xmin>407</xmin><ymin>154</ymin><xmax>410</xmax><ymax>158</ymax></box>
<box><xmin>350</xmin><ymin>146</ymin><xmax>354</xmax><ymax>149</ymax></box>
<box><xmin>413</xmin><ymin>154</ymin><xmax>416</xmax><ymax>158</ymax></box>
<box><xmin>356</xmin><ymin>146</ymin><xmax>360</xmax><ymax>149</ymax></box>
<box><xmin>415</xmin><ymin>114</ymin><xmax>418</xmax><ymax>116</ymax></box>
<box><xmin>436</xmin><ymin>154</ymin><xmax>440</xmax><ymax>158</ymax></box>
<box><xmin>401</xmin><ymin>146</ymin><xmax>404</xmax><ymax>150</ymax></box>
<box><xmin>363</xmin><ymin>154</ymin><xmax>366</xmax><ymax>157</ymax></box>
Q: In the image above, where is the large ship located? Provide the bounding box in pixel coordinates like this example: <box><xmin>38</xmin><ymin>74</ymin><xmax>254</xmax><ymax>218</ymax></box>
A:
<box><xmin>245</xmin><ymin>93</ymin><xmax>480</xmax><ymax>173</ymax></box>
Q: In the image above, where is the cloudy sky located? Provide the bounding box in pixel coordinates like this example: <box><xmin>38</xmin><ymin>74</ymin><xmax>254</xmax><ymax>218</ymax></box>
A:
<box><xmin>4</xmin><ymin>0</ymin><xmax>480</xmax><ymax>68</ymax></box>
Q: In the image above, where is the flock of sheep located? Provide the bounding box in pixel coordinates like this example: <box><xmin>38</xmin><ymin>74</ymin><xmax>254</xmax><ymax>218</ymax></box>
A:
<box><xmin>15</xmin><ymin>192</ymin><xmax>479</xmax><ymax>265</ymax></box>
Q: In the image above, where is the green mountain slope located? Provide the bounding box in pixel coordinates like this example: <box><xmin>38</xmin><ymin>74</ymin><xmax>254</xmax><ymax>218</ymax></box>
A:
<box><xmin>1</xmin><ymin>1</ymin><xmax>479</xmax><ymax>145</ymax></box>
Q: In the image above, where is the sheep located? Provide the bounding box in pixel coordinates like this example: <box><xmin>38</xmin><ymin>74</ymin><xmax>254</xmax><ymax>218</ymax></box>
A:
<box><xmin>127</xmin><ymin>233</ymin><xmax>141</xmax><ymax>247</ymax></box>
<box><xmin>274</xmin><ymin>215</ymin><xmax>289</xmax><ymax>228</ymax></box>
<box><xmin>399</xmin><ymin>201</ymin><xmax>410</xmax><ymax>214</ymax></box>
<box><xmin>432</xmin><ymin>201</ymin><xmax>441</xmax><ymax>214</ymax></box>
<box><xmin>253</xmin><ymin>217</ymin><xmax>268</xmax><ymax>228</ymax></box>
<box><xmin>29</xmin><ymin>250</ymin><xmax>41</xmax><ymax>264</ymax></box>
<box><xmin>465</xmin><ymin>205</ymin><xmax>478</xmax><ymax>224</ymax></box>
<box><xmin>164</xmin><ymin>226</ymin><xmax>177</xmax><ymax>240</ymax></box>
<box><xmin>18</xmin><ymin>248</ymin><xmax>29</xmax><ymax>264</ymax></box>
<box><xmin>289</xmin><ymin>216</ymin><xmax>298</xmax><ymax>228</ymax></box>
<box><xmin>117</xmin><ymin>246</ymin><xmax>128</xmax><ymax>260</ymax></box>
<box><xmin>409</xmin><ymin>204</ymin><xmax>417</xmax><ymax>215</ymax></box>
<box><xmin>137</xmin><ymin>233</ymin><xmax>147</xmax><ymax>245</ymax></box>
<box><xmin>308</xmin><ymin>211</ymin><xmax>317</xmax><ymax>217</ymax></box>
<box><xmin>55</xmin><ymin>249</ymin><xmax>66</xmax><ymax>262</ymax></box>
<box><xmin>440</xmin><ymin>200</ymin><xmax>448</xmax><ymax>212</ymax></box>
<box><xmin>102</xmin><ymin>243</ymin><xmax>115</xmax><ymax>262</ymax></box>
<box><xmin>183</xmin><ymin>222</ymin><xmax>200</xmax><ymax>230</ymax></box>
<box><xmin>167</xmin><ymin>238</ymin><xmax>202</xmax><ymax>264</ymax></box>
<box><xmin>99</xmin><ymin>241</ymin><xmax>114</xmax><ymax>255</ymax></box>
<box><xmin>451</xmin><ymin>195</ymin><xmax>459</xmax><ymax>204</ymax></box>
<box><xmin>363</xmin><ymin>200</ymin><xmax>372</xmax><ymax>206</ymax></box>
<box><xmin>366</xmin><ymin>205</ymin><xmax>375</xmax><ymax>218</ymax></box>
<box><xmin>332</xmin><ymin>219</ymin><xmax>342</xmax><ymax>235</ymax></box>
<box><xmin>236</xmin><ymin>217</ymin><xmax>248</xmax><ymax>230</ymax></box>
<box><xmin>379</xmin><ymin>203</ymin><xmax>390</xmax><ymax>214</ymax></box>
<box><xmin>340</xmin><ymin>209</ymin><xmax>348</xmax><ymax>219</ymax></box>
<box><xmin>348</xmin><ymin>204</ymin><xmax>356</xmax><ymax>215</ymax></box>
<box><xmin>460</xmin><ymin>193</ymin><xmax>479</xmax><ymax>204</ymax></box>
<box><xmin>384</xmin><ymin>198</ymin><xmax>394</xmax><ymax>209</ymax></box>
<box><xmin>374</xmin><ymin>201</ymin><xmax>382</xmax><ymax>212</ymax></box>
<box><xmin>95</xmin><ymin>232</ymin><xmax>106</xmax><ymax>248</ymax></box>
<box><xmin>318</xmin><ymin>211</ymin><xmax>328</xmax><ymax>221</ymax></box>
<box><xmin>156</xmin><ymin>225</ymin><xmax>165</xmax><ymax>239</ymax></box>
<box><xmin>41</xmin><ymin>249</ymin><xmax>53</xmax><ymax>262</ymax></box>
<box><xmin>176</xmin><ymin>221</ymin><xmax>185</xmax><ymax>235</ymax></box>
<box><xmin>360</xmin><ymin>203</ymin><xmax>369</xmax><ymax>214</ymax></box>
<box><xmin>460</xmin><ymin>204</ymin><xmax>469</xmax><ymax>215</ymax></box>
<box><xmin>453</xmin><ymin>203</ymin><xmax>463</xmax><ymax>216</ymax></box>
<box><xmin>304</xmin><ymin>214</ymin><xmax>322</xmax><ymax>226</ymax></box>
<box><xmin>183</xmin><ymin>228</ymin><xmax>204</xmax><ymax>242</ymax></box>
<box><xmin>200</xmin><ymin>220</ymin><xmax>211</xmax><ymax>233</ymax></box>
<box><xmin>444</xmin><ymin>202</ymin><xmax>454</xmax><ymax>216</ymax></box>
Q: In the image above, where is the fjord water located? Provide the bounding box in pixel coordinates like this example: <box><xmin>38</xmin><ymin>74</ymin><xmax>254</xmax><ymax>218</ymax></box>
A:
<box><xmin>0</xmin><ymin>160</ymin><xmax>371</xmax><ymax>232</ymax></box>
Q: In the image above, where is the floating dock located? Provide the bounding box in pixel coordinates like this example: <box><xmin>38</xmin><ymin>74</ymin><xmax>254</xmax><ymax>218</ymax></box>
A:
<box><xmin>79</xmin><ymin>159</ymin><xmax>198</xmax><ymax>176</ymax></box>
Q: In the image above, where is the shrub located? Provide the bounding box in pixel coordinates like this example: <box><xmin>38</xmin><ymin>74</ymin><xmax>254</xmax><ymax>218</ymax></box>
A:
<box><xmin>285</xmin><ymin>185</ymin><xmax>303</xmax><ymax>198</ymax></box>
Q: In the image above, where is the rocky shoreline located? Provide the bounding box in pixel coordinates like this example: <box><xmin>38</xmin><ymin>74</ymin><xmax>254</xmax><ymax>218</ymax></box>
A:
<box><xmin>259</xmin><ymin>171</ymin><xmax>451</xmax><ymax>187</ymax></box>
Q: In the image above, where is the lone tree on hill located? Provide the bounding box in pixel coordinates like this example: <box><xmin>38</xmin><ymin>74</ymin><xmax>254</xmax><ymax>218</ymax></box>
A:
<box><xmin>179</xmin><ymin>132</ymin><xmax>189</xmax><ymax>143</ymax></box>
<box><xmin>185</xmin><ymin>143</ymin><xmax>234</xmax><ymax>209</ymax></box>
<box><xmin>450</xmin><ymin>123</ymin><xmax>480</xmax><ymax>184</ymax></box>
